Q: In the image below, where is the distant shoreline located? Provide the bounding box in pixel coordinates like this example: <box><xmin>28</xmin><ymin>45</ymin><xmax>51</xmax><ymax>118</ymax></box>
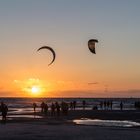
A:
<box><xmin>0</xmin><ymin>97</ymin><xmax>140</xmax><ymax>99</ymax></box>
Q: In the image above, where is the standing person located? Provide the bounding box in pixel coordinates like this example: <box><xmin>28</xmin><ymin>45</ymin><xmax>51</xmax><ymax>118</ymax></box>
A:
<box><xmin>63</xmin><ymin>102</ymin><xmax>69</xmax><ymax>115</ymax></box>
<box><xmin>110</xmin><ymin>101</ymin><xmax>113</xmax><ymax>110</ymax></box>
<box><xmin>65</xmin><ymin>102</ymin><xmax>69</xmax><ymax>115</ymax></box>
<box><xmin>73</xmin><ymin>101</ymin><xmax>76</xmax><ymax>110</ymax></box>
<box><xmin>104</xmin><ymin>101</ymin><xmax>107</xmax><ymax>110</ymax></box>
<box><xmin>100</xmin><ymin>101</ymin><xmax>103</xmax><ymax>110</ymax></box>
<box><xmin>51</xmin><ymin>103</ymin><xmax>55</xmax><ymax>116</ymax></box>
<box><xmin>107</xmin><ymin>101</ymin><xmax>110</xmax><ymax>110</ymax></box>
<box><xmin>41</xmin><ymin>102</ymin><xmax>45</xmax><ymax>113</ymax></box>
<box><xmin>55</xmin><ymin>102</ymin><xmax>60</xmax><ymax>116</ymax></box>
<box><xmin>82</xmin><ymin>100</ymin><xmax>86</xmax><ymax>110</ymax></box>
<box><xmin>33</xmin><ymin>102</ymin><xmax>37</xmax><ymax>112</ymax></box>
<box><xmin>0</xmin><ymin>102</ymin><xmax>8</xmax><ymax>122</ymax></box>
<box><xmin>120</xmin><ymin>101</ymin><xmax>123</xmax><ymax>111</ymax></box>
<box><xmin>61</xmin><ymin>102</ymin><xmax>69</xmax><ymax>116</ymax></box>
<box><xmin>70</xmin><ymin>102</ymin><xmax>73</xmax><ymax>110</ymax></box>
<box><xmin>44</xmin><ymin>103</ymin><xmax>48</xmax><ymax>115</ymax></box>
<box><xmin>61</xmin><ymin>102</ymin><xmax>65</xmax><ymax>115</ymax></box>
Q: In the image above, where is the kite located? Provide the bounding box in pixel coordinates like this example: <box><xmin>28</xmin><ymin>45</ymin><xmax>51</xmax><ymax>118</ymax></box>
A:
<box><xmin>37</xmin><ymin>46</ymin><xmax>56</xmax><ymax>66</ymax></box>
<box><xmin>88</xmin><ymin>39</ymin><xmax>98</xmax><ymax>54</ymax></box>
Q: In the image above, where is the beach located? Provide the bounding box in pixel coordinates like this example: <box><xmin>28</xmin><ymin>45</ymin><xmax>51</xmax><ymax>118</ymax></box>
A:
<box><xmin>1</xmin><ymin>110</ymin><xmax>140</xmax><ymax>140</ymax></box>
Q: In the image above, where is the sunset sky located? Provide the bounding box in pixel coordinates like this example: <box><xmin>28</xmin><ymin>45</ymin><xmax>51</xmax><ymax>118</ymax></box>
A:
<box><xmin>0</xmin><ymin>0</ymin><xmax>140</xmax><ymax>97</ymax></box>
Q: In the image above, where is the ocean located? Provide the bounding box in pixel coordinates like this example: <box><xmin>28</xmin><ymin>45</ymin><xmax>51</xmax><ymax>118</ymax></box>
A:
<box><xmin>0</xmin><ymin>98</ymin><xmax>140</xmax><ymax>114</ymax></box>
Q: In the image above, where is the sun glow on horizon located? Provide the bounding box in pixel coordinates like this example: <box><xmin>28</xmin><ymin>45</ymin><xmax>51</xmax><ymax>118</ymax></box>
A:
<box><xmin>11</xmin><ymin>77</ymin><xmax>140</xmax><ymax>98</ymax></box>
<box><xmin>14</xmin><ymin>78</ymin><xmax>48</xmax><ymax>97</ymax></box>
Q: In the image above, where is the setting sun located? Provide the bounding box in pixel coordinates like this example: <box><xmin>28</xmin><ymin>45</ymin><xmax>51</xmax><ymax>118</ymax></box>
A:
<box><xmin>29</xmin><ymin>85</ymin><xmax>43</xmax><ymax>97</ymax></box>
<box><xmin>31</xmin><ymin>86</ymin><xmax>40</xmax><ymax>96</ymax></box>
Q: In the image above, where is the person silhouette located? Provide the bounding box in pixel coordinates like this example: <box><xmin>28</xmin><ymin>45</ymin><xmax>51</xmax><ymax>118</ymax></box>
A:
<box><xmin>110</xmin><ymin>101</ymin><xmax>113</xmax><ymax>110</ymax></box>
<box><xmin>61</xmin><ymin>102</ymin><xmax>69</xmax><ymax>115</ymax></box>
<box><xmin>107</xmin><ymin>101</ymin><xmax>110</xmax><ymax>110</ymax></box>
<box><xmin>82</xmin><ymin>100</ymin><xmax>86</xmax><ymax>110</ymax></box>
<box><xmin>104</xmin><ymin>101</ymin><xmax>107</xmax><ymax>110</ymax></box>
<box><xmin>41</xmin><ymin>102</ymin><xmax>45</xmax><ymax>113</ymax></box>
<box><xmin>73</xmin><ymin>101</ymin><xmax>76</xmax><ymax>110</ymax></box>
<box><xmin>120</xmin><ymin>101</ymin><xmax>123</xmax><ymax>111</ymax></box>
<box><xmin>51</xmin><ymin>103</ymin><xmax>55</xmax><ymax>116</ymax></box>
<box><xmin>44</xmin><ymin>103</ymin><xmax>48</xmax><ymax>115</ymax></box>
<box><xmin>33</xmin><ymin>102</ymin><xmax>37</xmax><ymax>112</ymax></box>
<box><xmin>55</xmin><ymin>102</ymin><xmax>60</xmax><ymax>116</ymax></box>
<box><xmin>70</xmin><ymin>102</ymin><xmax>73</xmax><ymax>110</ymax></box>
<box><xmin>0</xmin><ymin>102</ymin><xmax>8</xmax><ymax>122</ymax></box>
<box><xmin>100</xmin><ymin>101</ymin><xmax>103</xmax><ymax>110</ymax></box>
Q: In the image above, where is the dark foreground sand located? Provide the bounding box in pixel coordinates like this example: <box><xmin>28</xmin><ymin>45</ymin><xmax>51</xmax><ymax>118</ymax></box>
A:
<box><xmin>0</xmin><ymin>110</ymin><xmax>140</xmax><ymax>140</ymax></box>
<box><xmin>1</xmin><ymin>123</ymin><xmax>140</xmax><ymax>140</ymax></box>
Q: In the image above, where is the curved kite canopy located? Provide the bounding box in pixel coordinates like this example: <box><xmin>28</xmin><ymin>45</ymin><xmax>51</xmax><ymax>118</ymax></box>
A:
<box><xmin>37</xmin><ymin>46</ymin><xmax>56</xmax><ymax>66</ymax></box>
<box><xmin>88</xmin><ymin>39</ymin><xmax>98</xmax><ymax>54</ymax></box>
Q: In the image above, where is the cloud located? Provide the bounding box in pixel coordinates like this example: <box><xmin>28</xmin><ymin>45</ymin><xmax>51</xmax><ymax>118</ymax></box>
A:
<box><xmin>48</xmin><ymin>90</ymin><xmax>101</xmax><ymax>97</ymax></box>
<box><xmin>0</xmin><ymin>90</ymin><xmax>25</xmax><ymax>97</ymax></box>
<box><xmin>113</xmin><ymin>89</ymin><xmax>140</xmax><ymax>95</ymax></box>
<box><xmin>88</xmin><ymin>82</ymin><xmax>99</xmax><ymax>85</ymax></box>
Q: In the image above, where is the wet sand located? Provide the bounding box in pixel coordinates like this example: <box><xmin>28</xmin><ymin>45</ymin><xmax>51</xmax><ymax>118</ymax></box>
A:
<box><xmin>6</xmin><ymin>110</ymin><xmax>140</xmax><ymax>122</ymax></box>
<box><xmin>0</xmin><ymin>110</ymin><xmax>140</xmax><ymax>140</ymax></box>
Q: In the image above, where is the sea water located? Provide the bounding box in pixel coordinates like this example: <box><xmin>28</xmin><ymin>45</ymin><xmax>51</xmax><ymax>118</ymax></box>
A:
<box><xmin>0</xmin><ymin>97</ymin><xmax>139</xmax><ymax>115</ymax></box>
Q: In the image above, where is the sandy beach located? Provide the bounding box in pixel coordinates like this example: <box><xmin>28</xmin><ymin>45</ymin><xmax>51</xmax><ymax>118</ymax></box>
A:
<box><xmin>1</xmin><ymin>110</ymin><xmax>140</xmax><ymax>140</ymax></box>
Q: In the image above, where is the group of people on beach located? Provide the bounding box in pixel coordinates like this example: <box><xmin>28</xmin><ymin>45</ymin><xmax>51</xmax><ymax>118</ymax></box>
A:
<box><xmin>33</xmin><ymin>101</ymin><xmax>70</xmax><ymax>116</ymax></box>
<box><xmin>99</xmin><ymin>101</ymin><xmax>113</xmax><ymax>110</ymax></box>
<box><xmin>33</xmin><ymin>100</ymin><xmax>125</xmax><ymax>115</ymax></box>
<box><xmin>93</xmin><ymin>100</ymin><xmax>124</xmax><ymax>111</ymax></box>
<box><xmin>1</xmin><ymin>99</ymin><xmax>138</xmax><ymax>122</ymax></box>
<box><xmin>33</xmin><ymin>100</ymin><xmax>87</xmax><ymax>116</ymax></box>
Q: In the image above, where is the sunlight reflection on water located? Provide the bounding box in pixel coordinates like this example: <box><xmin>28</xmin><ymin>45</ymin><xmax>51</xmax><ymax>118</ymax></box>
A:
<box><xmin>73</xmin><ymin>118</ymin><xmax>140</xmax><ymax>127</ymax></box>
<box><xmin>0</xmin><ymin>115</ymin><xmax>43</xmax><ymax>120</ymax></box>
